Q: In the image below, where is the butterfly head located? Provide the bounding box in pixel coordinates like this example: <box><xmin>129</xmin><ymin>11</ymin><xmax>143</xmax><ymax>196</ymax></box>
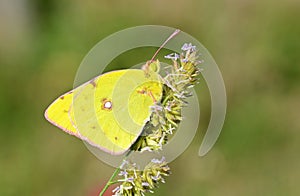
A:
<box><xmin>142</xmin><ymin>60</ymin><xmax>160</xmax><ymax>76</ymax></box>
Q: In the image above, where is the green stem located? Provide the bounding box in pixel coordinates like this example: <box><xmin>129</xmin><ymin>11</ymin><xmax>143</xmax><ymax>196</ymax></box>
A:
<box><xmin>99</xmin><ymin>151</ymin><xmax>132</xmax><ymax>196</ymax></box>
<box><xmin>99</xmin><ymin>167</ymin><xmax>121</xmax><ymax>196</ymax></box>
<box><xmin>108</xmin><ymin>180</ymin><xmax>120</xmax><ymax>185</ymax></box>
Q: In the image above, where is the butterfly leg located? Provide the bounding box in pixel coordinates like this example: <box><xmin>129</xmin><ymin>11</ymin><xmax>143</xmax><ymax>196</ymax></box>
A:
<box><xmin>147</xmin><ymin>91</ymin><xmax>157</xmax><ymax>103</ymax></box>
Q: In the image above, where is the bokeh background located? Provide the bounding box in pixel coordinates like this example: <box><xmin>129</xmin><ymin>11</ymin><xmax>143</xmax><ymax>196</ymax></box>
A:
<box><xmin>1</xmin><ymin>0</ymin><xmax>299</xmax><ymax>195</ymax></box>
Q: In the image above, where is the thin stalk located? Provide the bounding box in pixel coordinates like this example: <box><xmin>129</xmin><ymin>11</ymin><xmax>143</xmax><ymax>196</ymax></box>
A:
<box><xmin>99</xmin><ymin>151</ymin><xmax>132</xmax><ymax>196</ymax></box>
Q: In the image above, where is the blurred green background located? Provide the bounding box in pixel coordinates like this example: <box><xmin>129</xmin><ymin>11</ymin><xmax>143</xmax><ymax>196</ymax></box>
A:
<box><xmin>0</xmin><ymin>0</ymin><xmax>299</xmax><ymax>195</ymax></box>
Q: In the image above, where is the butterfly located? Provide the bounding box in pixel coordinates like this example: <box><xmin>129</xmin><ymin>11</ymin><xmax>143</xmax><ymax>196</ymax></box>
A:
<box><xmin>45</xmin><ymin>29</ymin><xmax>181</xmax><ymax>155</ymax></box>
<box><xmin>44</xmin><ymin>62</ymin><xmax>162</xmax><ymax>155</ymax></box>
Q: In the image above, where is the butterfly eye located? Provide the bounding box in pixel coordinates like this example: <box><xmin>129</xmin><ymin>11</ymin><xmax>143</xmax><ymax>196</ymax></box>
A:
<box><xmin>102</xmin><ymin>99</ymin><xmax>112</xmax><ymax>110</ymax></box>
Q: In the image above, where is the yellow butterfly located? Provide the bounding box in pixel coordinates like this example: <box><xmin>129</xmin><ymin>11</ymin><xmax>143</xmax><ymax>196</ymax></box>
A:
<box><xmin>44</xmin><ymin>62</ymin><xmax>162</xmax><ymax>155</ymax></box>
<box><xmin>45</xmin><ymin>29</ymin><xmax>182</xmax><ymax>155</ymax></box>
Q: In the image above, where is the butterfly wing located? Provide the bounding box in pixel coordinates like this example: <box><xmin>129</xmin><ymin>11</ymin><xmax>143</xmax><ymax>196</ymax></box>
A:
<box><xmin>45</xmin><ymin>69</ymin><xmax>162</xmax><ymax>155</ymax></box>
<box><xmin>44</xmin><ymin>90</ymin><xmax>78</xmax><ymax>137</ymax></box>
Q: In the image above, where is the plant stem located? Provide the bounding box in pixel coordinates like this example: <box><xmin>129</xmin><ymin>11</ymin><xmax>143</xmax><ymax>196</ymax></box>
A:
<box><xmin>99</xmin><ymin>166</ymin><xmax>121</xmax><ymax>196</ymax></box>
<box><xmin>99</xmin><ymin>151</ymin><xmax>132</xmax><ymax>196</ymax></box>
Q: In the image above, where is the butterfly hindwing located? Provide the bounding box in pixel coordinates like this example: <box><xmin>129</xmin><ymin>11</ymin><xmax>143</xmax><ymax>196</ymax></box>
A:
<box><xmin>45</xmin><ymin>69</ymin><xmax>162</xmax><ymax>155</ymax></box>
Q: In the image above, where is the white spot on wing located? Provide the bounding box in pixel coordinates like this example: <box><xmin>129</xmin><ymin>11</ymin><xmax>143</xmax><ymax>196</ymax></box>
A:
<box><xmin>104</xmin><ymin>101</ymin><xmax>112</xmax><ymax>109</ymax></box>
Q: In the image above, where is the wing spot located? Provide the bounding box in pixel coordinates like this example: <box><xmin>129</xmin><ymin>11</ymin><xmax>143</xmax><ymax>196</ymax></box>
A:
<box><xmin>137</xmin><ymin>88</ymin><xmax>157</xmax><ymax>102</ymax></box>
<box><xmin>101</xmin><ymin>98</ymin><xmax>112</xmax><ymax>111</ymax></box>
<box><xmin>90</xmin><ymin>80</ymin><xmax>97</xmax><ymax>88</ymax></box>
<box><xmin>92</xmin><ymin>126</ymin><xmax>96</xmax><ymax>129</ymax></box>
<box><xmin>60</xmin><ymin>96</ymin><xmax>65</xmax><ymax>100</ymax></box>
<box><xmin>114</xmin><ymin>137</ymin><xmax>118</xmax><ymax>140</ymax></box>
<box><xmin>137</xmin><ymin>89</ymin><xmax>146</xmax><ymax>94</ymax></box>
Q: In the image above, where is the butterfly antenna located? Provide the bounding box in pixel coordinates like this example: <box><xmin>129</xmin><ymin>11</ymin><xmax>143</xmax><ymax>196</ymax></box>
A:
<box><xmin>150</xmin><ymin>29</ymin><xmax>181</xmax><ymax>62</ymax></box>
